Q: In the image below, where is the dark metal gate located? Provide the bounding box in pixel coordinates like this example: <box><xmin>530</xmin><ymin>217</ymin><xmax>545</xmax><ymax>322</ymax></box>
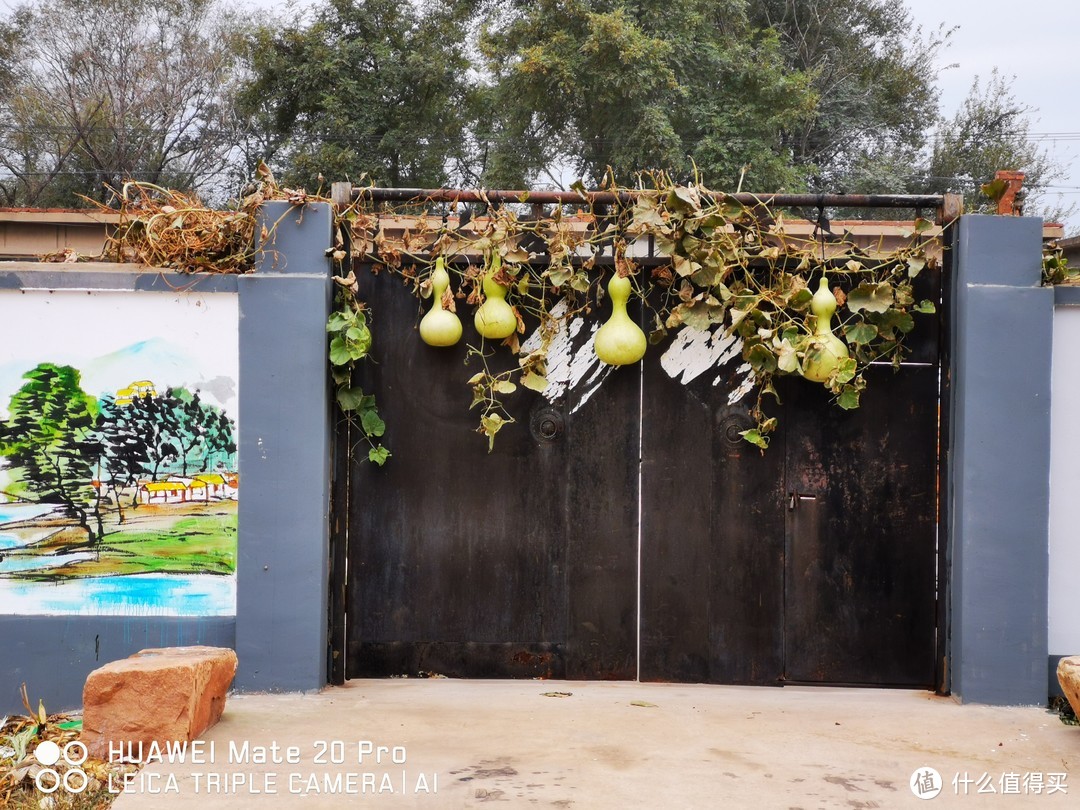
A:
<box><xmin>334</xmin><ymin>255</ymin><xmax>943</xmax><ymax>688</ymax></box>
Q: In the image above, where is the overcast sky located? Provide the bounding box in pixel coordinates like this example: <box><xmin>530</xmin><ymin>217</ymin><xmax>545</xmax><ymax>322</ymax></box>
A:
<box><xmin>903</xmin><ymin>0</ymin><xmax>1080</xmax><ymax>231</ymax></box>
<box><xmin>4</xmin><ymin>0</ymin><xmax>1077</xmax><ymax>232</ymax></box>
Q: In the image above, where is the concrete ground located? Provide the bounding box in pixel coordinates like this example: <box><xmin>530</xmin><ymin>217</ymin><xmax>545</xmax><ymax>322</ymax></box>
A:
<box><xmin>111</xmin><ymin>680</ymin><xmax>1076</xmax><ymax>809</ymax></box>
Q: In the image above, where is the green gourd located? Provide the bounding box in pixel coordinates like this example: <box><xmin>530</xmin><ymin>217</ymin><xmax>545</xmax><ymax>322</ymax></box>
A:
<box><xmin>473</xmin><ymin>253</ymin><xmax>517</xmax><ymax>340</ymax></box>
<box><xmin>594</xmin><ymin>273</ymin><xmax>647</xmax><ymax>366</ymax></box>
<box><xmin>801</xmin><ymin>274</ymin><xmax>849</xmax><ymax>383</ymax></box>
<box><xmin>419</xmin><ymin>256</ymin><xmax>462</xmax><ymax>347</ymax></box>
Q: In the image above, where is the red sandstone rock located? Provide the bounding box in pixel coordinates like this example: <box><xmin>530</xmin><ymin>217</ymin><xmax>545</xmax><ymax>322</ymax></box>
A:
<box><xmin>81</xmin><ymin>646</ymin><xmax>237</xmax><ymax>760</ymax></box>
<box><xmin>1060</xmin><ymin>657</ymin><xmax>1080</xmax><ymax>720</ymax></box>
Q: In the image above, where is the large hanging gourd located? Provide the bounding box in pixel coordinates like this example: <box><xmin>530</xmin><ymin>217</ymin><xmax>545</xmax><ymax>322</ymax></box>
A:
<box><xmin>801</xmin><ymin>274</ymin><xmax>849</xmax><ymax>383</ymax></box>
<box><xmin>473</xmin><ymin>253</ymin><xmax>517</xmax><ymax>340</ymax></box>
<box><xmin>594</xmin><ymin>273</ymin><xmax>647</xmax><ymax>366</ymax></box>
<box><xmin>419</xmin><ymin>256</ymin><xmax>462</xmax><ymax>347</ymax></box>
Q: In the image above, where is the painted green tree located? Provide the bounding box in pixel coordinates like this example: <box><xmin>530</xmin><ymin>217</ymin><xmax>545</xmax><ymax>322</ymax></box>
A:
<box><xmin>95</xmin><ymin>393</ymin><xmax>151</xmax><ymax>521</ymax></box>
<box><xmin>121</xmin><ymin>392</ymin><xmax>180</xmax><ymax>482</ymax></box>
<box><xmin>199</xmin><ymin>403</ymin><xmax>237</xmax><ymax>473</ymax></box>
<box><xmin>0</xmin><ymin>363</ymin><xmax>103</xmax><ymax>542</ymax></box>
<box><xmin>98</xmin><ymin>387</ymin><xmax>236</xmax><ymax>487</ymax></box>
<box><xmin>165</xmin><ymin>387</ymin><xmax>234</xmax><ymax>476</ymax></box>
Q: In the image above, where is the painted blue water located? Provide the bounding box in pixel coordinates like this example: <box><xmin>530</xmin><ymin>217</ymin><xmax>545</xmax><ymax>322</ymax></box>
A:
<box><xmin>0</xmin><ymin>550</ymin><xmax>94</xmax><ymax>574</ymax></box>
<box><xmin>0</xmin><ymin>503</ymin><xmax>58</xmax><ymax>525</ymax></box>
<box><xmin>0</xmin><ymin>503</ymin><xmax>60</xmax><ymax>550</ymax></box>
<box><xmin>0</xmin><ymin>573</ymin><xmax>235</xmax><ymax>616</ymax></box>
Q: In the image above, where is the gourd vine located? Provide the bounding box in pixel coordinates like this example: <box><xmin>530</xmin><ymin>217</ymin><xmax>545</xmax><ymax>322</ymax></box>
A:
<box><xmin>1043</xmin><ymin>241</ymin><xmax>1078</xmax><ymax>285</ymax></box>
<box><xmin>336</xmin><ymin>174</ymin><xmax>944</xmax><ymax>452</ymax></box>
<box><xmin>327</xmin><ymin>264</ymin><xmax>390</xmax><ymax>466</ymax></box>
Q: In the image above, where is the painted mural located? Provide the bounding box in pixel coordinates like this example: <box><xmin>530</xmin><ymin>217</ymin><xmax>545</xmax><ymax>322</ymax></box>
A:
<box><xmin>0</xmin><ymin>291</ymin><xmax>238</xmax><ymax>615</ymax></box>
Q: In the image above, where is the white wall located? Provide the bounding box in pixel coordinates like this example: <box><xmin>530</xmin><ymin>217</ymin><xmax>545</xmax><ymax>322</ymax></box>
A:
<box><xmin>1049</xmin><ymin>305</ymin><xmax>1080</xmax><ymax>654</ymax></box>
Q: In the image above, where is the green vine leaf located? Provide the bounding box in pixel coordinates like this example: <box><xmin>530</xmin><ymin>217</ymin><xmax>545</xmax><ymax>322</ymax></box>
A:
<box><xmin>521</xmin><ymin>371</ymin><xmax>549</xmax><ymax>392</ymax></box>
<box><xmin>360</xmin><ymin>407</ymin><xmax>386</xmax><ymax>438</ymax></box>
<box><xmin>666</xmin><ymin>185</ymin><xmax>701</xmax><ymax>213</ymax></box>
<box><xmin>872</xmin><ymin>309</ymin><xmax>915</xmax><ymax>336</ymax></box>
<box><xmin>739</xmin><ymin>429</ymin><xmax>769</xmax><ymax>449</ymax></box>
<box><xmin>480</xmin><ymin>413</ymin><xmax>510</xmax><ymax>452</ymax></box>
<box><xmin>837</xmin><ymin>387</ymin><xmax>861</xmax><ymax>410</ymax></box>
<box><xmin>336</xmin><ymin>386</ymin><xmax>367</xmax><ymax>411</ymax></box>
<box><xmin>546</xmin><ymin>266</ymin><xmax>573</xmax><ymax>287</ymax></box>
<box><xmin>847</xmin><ymin>281</ymin><xmax>894</xmax><ymax>314</ymax></box>
<box><xmin>788</xmin><ymin>288</ymin><xmax>813</xmax><ymax>311</ymax></box>
<box><xmin>833</xmin><ymin>357</ymin><xmax>857</xmax><ymax>385</ymax></box>
<box><xmin>747</xmin><ymin>343</ymin><xmax>777</xmax><ymax>373</ymax></box>
<box><xmin>914</xmin><ymin>300</ymin><xmax>936</xmax><ymax>314</ymax></box>
<box><xmin>775</xmin><ymin>338</ymin><xmax>799</xmax><ymax>373</ymax></box>
<box><xmin>844</xmin><ymin>322</ymin><xmax>878</xmax><ymax>345</ymax></box>
<box><xmin>328</xmin><ymin>337</ymin><xmax>353</xmax><ymax>366</ymax></box>
<box><xmin>327</xmin><ymin>311</ymin><xmax>351</xmax><ymax>331</ymax></box>
<box><xmin>569</xmin><ymin>272</ymin><xmax>591</xmax><ymax>293</ymax></box>
<box><xmin>327</xmin><ymin>285</ymin><xmax>387</xmax><ymax>465</ymax></box>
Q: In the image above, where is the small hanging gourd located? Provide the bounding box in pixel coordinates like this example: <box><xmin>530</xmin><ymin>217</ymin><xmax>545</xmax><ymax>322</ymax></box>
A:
<box><xmin>473</xmin><ymin>252</ymin><xmax>517</xmax><ymax>340</ymax></box>
<box><xmin>801</xmin><ymin>274</ymin><xmax>849</xmax><ymax>383</ymax></box>
<box><xmin>419</xmin><ymin>256</ymin><xmax>462</xmax><ymax>347</ymax></box>
<box><xmin>594</xmin><ymin>273</ymin><xmax>647</xmax><ymax>366</ymax></box>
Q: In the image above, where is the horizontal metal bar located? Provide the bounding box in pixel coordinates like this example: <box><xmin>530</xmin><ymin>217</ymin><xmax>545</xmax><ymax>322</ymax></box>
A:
<box><xmin>339</xmin><ymin>185</ymin><xmax>948</xmax><ymax>212</ymax></box>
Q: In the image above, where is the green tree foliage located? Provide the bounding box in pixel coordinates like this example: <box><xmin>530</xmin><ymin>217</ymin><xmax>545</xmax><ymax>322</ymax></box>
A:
<box><xmin>0</xmin><ymin>364</ymin><xmax>102</xmax><ymax>542</ymax></box>
<box><xmin>924</xmin><ymin>70</ymin><xmax>1071</xmax><ymax>220</ymax></box>
<box><xmin>235</xmin><ymin>0</ymin><xmax>477</xmax><ymax>190</ymax></box>
<box><xmin>478</xmin><ymin>0</ymin><xmax>815</xmax><ymax>189</ymax></box>
<box><xmin>0</xmin><ymin>0</ymin><xmax>1071</xmax><ymax>222</ymax></box>
<box><xmin>749</xmin><ymin>0</ymin><xmax>947</xmax><ymax>193</ymax></box>
<box><xmin>0</xmin><ymin>0</ymin><xmax>242</xmax><ymax>207</ymax></box>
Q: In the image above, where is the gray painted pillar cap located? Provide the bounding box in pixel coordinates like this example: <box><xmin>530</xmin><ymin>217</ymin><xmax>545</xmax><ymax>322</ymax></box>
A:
<box><xmin>256</xmin><ymin>201</ymin><xmax>334</xmax><ymax>276</ymax></box>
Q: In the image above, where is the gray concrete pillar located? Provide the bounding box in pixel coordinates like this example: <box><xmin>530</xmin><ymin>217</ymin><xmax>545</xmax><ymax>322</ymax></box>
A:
<box><xmin>949</xmin><ymin>215</ymin><xmax>1052</xmax><ymax>705</ymax></box>
<box><xmin>236</xmin><ymin>201</ymin><xmax>334</xmax><ymax>691</ymax></box>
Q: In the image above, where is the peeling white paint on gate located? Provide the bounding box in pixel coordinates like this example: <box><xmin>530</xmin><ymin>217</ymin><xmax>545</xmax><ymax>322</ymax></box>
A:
<box><xmin>520</xmin><ymin>299</ymin><xmax>611</xmax><ymax>414</ymax></box>
<box><xmin>659</xmin><ymin>326</ymin><xmax>756</xmax><ymax>404</ymax></box>
<box><xmin>724</xmin><ymin>362</ymin><xmax>756</xmax><ymax>404</ymax></box>
<box><xmin>522</xmin><ymin>303</ymin><xmax>756</xmax><ymax>410</ymax></box>
<box><xmin>659</xmin><ymin>325</ymin><xmax>741</xmax><ymax>384</ymax></box>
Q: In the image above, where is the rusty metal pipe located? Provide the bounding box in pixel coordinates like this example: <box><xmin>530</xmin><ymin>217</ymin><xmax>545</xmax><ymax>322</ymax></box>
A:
<box><xmin>334</xmin><ymin>182</ymin><xmax>950</xmax><ymax>212</ymax></box>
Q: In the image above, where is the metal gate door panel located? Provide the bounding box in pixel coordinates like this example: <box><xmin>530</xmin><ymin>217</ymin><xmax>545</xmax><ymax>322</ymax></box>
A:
<box><xmin>346</xmin><ymin>266</ymin><xmax>639</xmax><ymax>679</ymax></box>
<box><xmin>343</xmin><ymin>262</ymin><xmax>942</xmax><ymax>687</ymax></box>
<box><xmin>640</xmin><ymin>357</ymin><xmax>787</xmax><ymax>684</ymax></box>
<box><xmin>783</xmin><ymin>367</ymin><xmax>938</xmax><ymax>686</ymax></box>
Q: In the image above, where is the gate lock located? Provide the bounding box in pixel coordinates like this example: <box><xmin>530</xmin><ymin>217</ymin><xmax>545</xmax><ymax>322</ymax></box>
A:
<box><xmin>530</xmin><ymin>407</ymin><xmax>565</xmax><ymax>442</ymax></box>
